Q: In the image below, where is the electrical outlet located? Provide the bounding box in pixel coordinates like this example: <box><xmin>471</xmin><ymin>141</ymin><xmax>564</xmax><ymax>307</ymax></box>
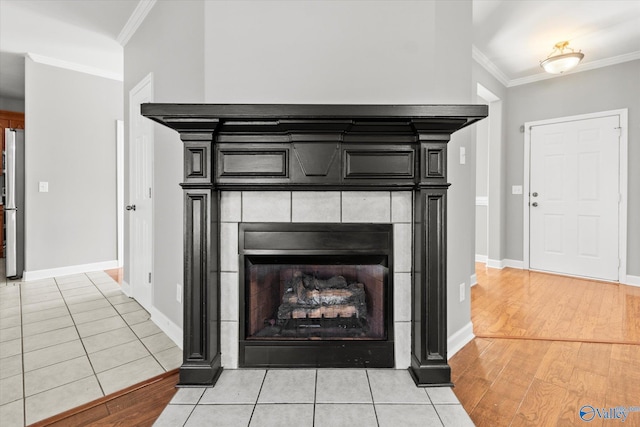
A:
<box><xmin>176</xmin><ymin>284</ymin><xmax>182</xmax><ymax>303</ymax></box>
<box><xmin>459</xmin><ymin>147</ymin><xmax>466</xmax><ymax>165</ymax></box>
<box><xmin>459</xmin><ymin>283</ymin><xmax>465</xmax><ymax>302</ymax></box>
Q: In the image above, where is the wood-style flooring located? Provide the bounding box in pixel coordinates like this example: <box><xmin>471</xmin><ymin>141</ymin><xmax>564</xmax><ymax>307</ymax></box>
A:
<box><xmin>450</xmin><ymin>264</ymin><xmax>640</xmax><ymax>426</ymax></box>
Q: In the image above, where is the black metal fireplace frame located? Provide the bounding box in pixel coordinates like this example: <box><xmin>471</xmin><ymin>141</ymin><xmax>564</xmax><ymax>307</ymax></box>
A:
<box><xmin>141</xmin><ymin>103</ymin><xmax>488</xmax><ymax>388</ymax></box>
<box><xmin>238</xmin><ymin>223</ymin><xmax>394</xmax><ymax>368</ymax></box>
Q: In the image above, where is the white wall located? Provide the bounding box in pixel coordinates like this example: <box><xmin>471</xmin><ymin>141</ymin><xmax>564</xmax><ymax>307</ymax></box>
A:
<box><xmin>24</xmin><ymin>58</ymin><xmax>122</xmax><ymax>275</ymax></box>
<box><xmin>204</xmin><ymin>0</ymin><xmax>475</xmax><ymax>339</ymax></box>
<box><xmin>124</xmin><ymin>0</ymin><xmax>205</xmax><ymax>329</ymax></box>
<box><xmin>505</xmin><ymin>60</ymin><xmax>640</xmax><ymax>276</ymax></box>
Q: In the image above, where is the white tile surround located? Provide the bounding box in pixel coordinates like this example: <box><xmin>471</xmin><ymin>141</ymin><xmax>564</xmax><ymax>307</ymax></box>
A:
<box><xmin>219</xmin><ymin>190</ymin><xmax>413</xmax><ymax>369</ymax></box>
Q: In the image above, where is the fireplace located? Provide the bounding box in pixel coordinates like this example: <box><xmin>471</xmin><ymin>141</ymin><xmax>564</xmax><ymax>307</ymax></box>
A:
<box><xmin>141</xmin><ymin>103</ymin><xmax>488</xmax><ymax>387</ymax></box>
<box><xmin>239</xmin><ymin>223</ymin><xmax>394</xmax><ymax>368</ymax></box>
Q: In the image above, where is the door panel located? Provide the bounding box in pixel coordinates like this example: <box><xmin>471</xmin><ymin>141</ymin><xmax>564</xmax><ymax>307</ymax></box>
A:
<box><xmin>530</xmin><ymin>115</ymin><xmax>619</xmax><ymax>281</ymax></box>
<box><xmin>129</xmin><ymin>76</ymin><xmax>154</xmax><ymax>311</ymax></box>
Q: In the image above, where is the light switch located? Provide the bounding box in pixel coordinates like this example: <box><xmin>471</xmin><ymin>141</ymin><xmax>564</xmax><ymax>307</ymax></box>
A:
<box><xmin>459</xmin><ymin>147</ymin><xmax>466</xmax><ymax>165</ymax></box>
<box><xmin>512</xmin><ymin>185</ymin><xmax>523</xmax><ymax>195</ymax></box>
<box><xmin>39</xmin><ymin>182</ymin><xmax>49</xmax><ymax>192</ymax></box>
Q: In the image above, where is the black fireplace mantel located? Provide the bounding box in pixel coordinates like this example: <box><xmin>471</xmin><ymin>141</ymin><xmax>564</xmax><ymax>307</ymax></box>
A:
<box><xmin>141</xmin><ymin>103</ymin><xmax>487</xmax><ymax>387</ymax></box>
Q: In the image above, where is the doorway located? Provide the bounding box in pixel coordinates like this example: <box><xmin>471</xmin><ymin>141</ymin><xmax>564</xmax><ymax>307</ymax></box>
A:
<box><xmin>128</xmin><ymin>73</ymin><xmax>154</xmax><ymax>312</ymax></box>
<box><xmin>524</xmin><ymin>110</ymin><xmax>628</xmax><ymax>282</ymax></box>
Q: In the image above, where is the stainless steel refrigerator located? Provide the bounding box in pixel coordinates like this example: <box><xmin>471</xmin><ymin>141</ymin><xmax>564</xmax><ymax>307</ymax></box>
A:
<box><xmin>4</xmin><ymin>128</ymin><xmax>25</xmax><ymax>279</ymax></box>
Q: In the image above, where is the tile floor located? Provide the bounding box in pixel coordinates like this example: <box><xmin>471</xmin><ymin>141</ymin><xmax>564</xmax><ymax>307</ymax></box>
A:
<box><xmin>0</xmin><ymin>265</ymin><xmax>182</xmax><ymax>426</ymax></box>
<box><xmin>155</xmin><ymin>369</ymin><xmax>474</xmax><ymax>427</ymax></box>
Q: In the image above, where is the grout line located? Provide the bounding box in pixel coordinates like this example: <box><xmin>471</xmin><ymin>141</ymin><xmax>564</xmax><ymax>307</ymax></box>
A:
<box><xmin>312</xmin><ymin>369</ymin><xmax>317</xmax><ymax>427</ymax></box>
<box><xmin>247</xmin><ymin>369</ymin><xmax>269</xmax><ymax>425</ymax></box>
<box><xmin>364</xmin><ymin>369</ymin><xmax>381</xmax><ymax>427</ymax></box>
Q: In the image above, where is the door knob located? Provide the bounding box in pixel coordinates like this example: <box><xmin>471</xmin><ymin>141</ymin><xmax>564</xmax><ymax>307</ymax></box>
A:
<box><xmin>532</xmin><ymin>202</ymin><xmax>538</xmax><ymax>207</ymax></box>
<box><xmin>126</xmin><ymin>205</ymin><xmax>136</xmax><ymax>211</ymax></box>
<box><xmin>532</xmin><ymin>192</ymin><xmax>538</xmax><ymax>197</ymax></box>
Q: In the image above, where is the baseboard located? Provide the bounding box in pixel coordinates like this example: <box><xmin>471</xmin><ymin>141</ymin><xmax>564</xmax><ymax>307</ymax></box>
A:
<box><xmin>470</xmin><ymin>273</ymin><xmax>478</xmax><ymax>287</ymax></box>
<box><xmin>448</xmin><ymin>322</ymin><xmax>475</xmax><ymax>360</ymax></box>
<box><xmin>475</xmin><ymin>254</ymin><xmax>487</xmax><ymax>263</ymax></box>
<box><xmin>486</xmin><ymin>258</ymin><xmax>504</xmax><ymax>269</ymax></box>
<box><xmin>23</xmin><ymin>260</ymin><xmax>119</xmax><ymax>281</ymax></box>
<box><xmin>150</xmin><ymin>307</ymin><xmax>183</xmax><ymax>350</ymax></box>
<box><xmin>504</xmin><ymin>259</ymin><xmax>524</xmax><ymax>269</ymax></box>
<box><xmin>486</xmin><ymin>258</ymin><xmax>524</xmax><ymax>270</ymax></box>
<box><xmin>624</xmin><ymin>275</ymin><xmax>640</xmax><ymax>287</ymax></box>
<box><xmin>120</xmin><ymin>280</ymin><xmax>132</xmax><ymax>297</ymax></box>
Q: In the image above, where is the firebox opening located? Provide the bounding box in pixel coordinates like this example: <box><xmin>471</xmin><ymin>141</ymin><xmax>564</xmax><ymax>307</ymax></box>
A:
<box><xmin>238</xmin><ymin>223</ymin><xmax>395</xmax><ymax>368</ymax></box>
<box><xmin>245</xmin><ymin>255</ymin><xmax>388</xmax><ymax>341</ymax></box>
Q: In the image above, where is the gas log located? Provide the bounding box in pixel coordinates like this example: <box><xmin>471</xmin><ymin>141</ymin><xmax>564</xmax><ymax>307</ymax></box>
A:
<box><xmin>277</xmin><ymin>272</ymin><xmax>367</xmax><ymax>321</ymax></box>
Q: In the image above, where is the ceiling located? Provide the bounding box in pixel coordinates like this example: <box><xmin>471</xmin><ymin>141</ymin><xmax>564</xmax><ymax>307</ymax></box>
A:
<box><xmin>1</xmin><ymin>0</ymin><xmax>639</xmax><ymax>101</ymax></box>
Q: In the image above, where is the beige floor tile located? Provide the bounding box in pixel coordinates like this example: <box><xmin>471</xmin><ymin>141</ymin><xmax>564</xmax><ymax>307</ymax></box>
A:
<box><xmin>22</xmin><ymin>315</ymin><xmax>73</xmax><ymax>337</ymax></box>
<box><xmin>24</xmin><ymin>356</ymin><xmax>94</xmax><ymax>397</ymax></box>
<box><xmin>21</xmin><ymin>298</ymin><xmax>65</xmax><ymax>314</ymax></box>
<box><xmin>54</xmin><ymin>274</ymin><xmax>88</xmax><ymax>285</ymax></box>
<box><xmin>21</xmin><ymin>291</ymin><xmax>63</xmax><ymax>306</ymax></box>
<box><xmin>25</xmin><ymin>376</ymin><xmax>103</xmax><ymax>425</ymax></box>
<box><xmin>76</xmin><ymin>315</ymin><xmax>126</xmax><ymax>338</ymax></box>
<box><xmin>22</xmin><ymin>326</ymin><xmax>79</xmax><ymax>353</ymax></box>
<box><xmin>0</xmin><ymin>306</ymin><xmax>20</xmax><ymax>320</ymax></box>
<box><xmin>67</xmin><ymin>298</ymin><xmax>111</xmax><ymax>314</ymax></box>
<box><xmin>89</xmin><ymin>340</ymin><xmax>151</xmax><ymax>373</ymax></box>
<box><xmin>97</xmin><ymin>355</ymin><xmax>164</xmax><ymax>395</ymax></box>
<box><xmin>0</xmin><ymin>399</ymin><xmax>24</xmax><ymax>427</ymax></box>
<box><xmin>82</xmin><ymin>327</ymin><xmax>138</xmax><ymax>354</ymax></box>
<box><xmin>0</xmin><ymin>315</ymin><xmax>20</xmax><ymax>330</ymax></box>
<box><xmin>22</xmin><ymin>306</ymin><xmax>69</xmax><ymax>325</ymax></box>
<box><xmin>130</xmin><ymin>320</ymin><xmax>162</xmax><ymax>339</ymax></box>
<box><xmin>0</xmin><ymin>354</ymin><xmax>22</xmax><ymax>380</ymax></box>
<box><xmin>114</xmin><ymin>300</ymin><xmax>143</xmax><ymax>315</ymax></box>
<box><xmin>121</xmin><ymin>309</ymin><xmax>150</xmax><ymax>325</ymax></box>
<box><xmin>0</xmin><ymin>373</ymin><xmax>23</xmax><ymax>405</ymax></box>
<box><xmin>107</xmin><ymin>294</ymin><xmax>132</xmax><ymax>305</ymax></box>
<box><xmin>154</xmin><ymin>346</ymin><xmax>183</xmax><ymax>371</ymax></box>
<box><xmin>0</xmin><ymin>325</ymin><xmax>21</xmax><ymax>343</ymax></box>
<box><xmin>71</xmin><ymin>306</ymin><xmax>119</xmax><ymax>325</ymax></box>
<box><xmin>23</xmin><ymin>339</ymin><xmax>86</xmax><ymax>372</ymax></box>
<box><xmin>0</xmin><ymin>338</ymin><xmax>21</xmax><ymax>359</ymax></box>
<box><xmin>141</xmin><ymin>332</ymin><xmax>176</xmax><ymax>354</ymax></box>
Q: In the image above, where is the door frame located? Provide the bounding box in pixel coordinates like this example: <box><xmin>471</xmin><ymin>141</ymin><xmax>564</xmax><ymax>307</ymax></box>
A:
<box><xmin>523</xmin><ymin>109</ymin><xmax>628</xmax><ymax>283</ymax></box>
<box><xmin>127</xmin><ymin>72</ymin><xmax>155</xmax><ymax>307</ymax></box>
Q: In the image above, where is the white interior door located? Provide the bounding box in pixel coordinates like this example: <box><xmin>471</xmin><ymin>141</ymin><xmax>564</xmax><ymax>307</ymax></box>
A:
<box><xmin>129</xmin><ymin>74</ymin><xmax>154</xmax><ymax>311</ymax></box>
<box><xmin>529</xmin><ymin>115</ymin><xmax>620</xmax><ymax>281</ymax></box>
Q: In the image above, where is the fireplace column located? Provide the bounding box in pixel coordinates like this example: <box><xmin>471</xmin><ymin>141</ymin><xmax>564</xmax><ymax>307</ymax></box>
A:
<box><xmin>410</xmin><ymin>132</ymin><xmax>452</xmax><ymax>386</ymax></box>
<box><xmin>177</xmin><ymin>128</ymin><xmax>223</xmax><ymax>386</ymax></box>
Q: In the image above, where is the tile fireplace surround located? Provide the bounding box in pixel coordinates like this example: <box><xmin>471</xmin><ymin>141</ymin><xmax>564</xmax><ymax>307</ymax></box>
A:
<box><xmin>142</xmin><ymin>104</ymin><xmax>487</xmax><ymax>388</ymax></box>
<box><xmin>219</xmin><ymin>190</ymin><xmax>413</xmax><ymax>369</ymax></box>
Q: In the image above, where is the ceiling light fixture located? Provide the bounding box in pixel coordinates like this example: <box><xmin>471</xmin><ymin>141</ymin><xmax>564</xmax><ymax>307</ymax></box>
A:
<box><xmin>540</xmin><ymin>41</ymin><xmax>584</xmax><ymax>74</ymax></box>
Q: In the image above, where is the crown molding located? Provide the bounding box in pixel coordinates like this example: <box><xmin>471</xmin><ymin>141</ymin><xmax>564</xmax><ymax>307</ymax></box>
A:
<box><xmin>474</xmin><ymin>45</ymin><xmax>640</xmax><ymax>88</ymax></box>
<box><xmin>26</xmin><ymin>53</ymin><xmax>123</xmax><ymax>81</ymax></box>
<box><xmin>509</xmin><ymin>50</ymin><xmax>640</xmax><ymax>87</ymax></box>
<box><xmin>472</xmin><ymin>45</ymin><xmax>509</xmax><ymax>88</ymax></box>
<box><xmin>117</xmin><ymin>0</ymin><xmax>157</xmax><ymax>46</ymax></box>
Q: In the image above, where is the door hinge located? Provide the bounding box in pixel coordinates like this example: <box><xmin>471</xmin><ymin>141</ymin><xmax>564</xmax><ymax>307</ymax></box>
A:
<box><xmin>148</xmin><ymin>272</ymin><xmax>152</xmax><ymax>283</ymax></box>
<box><xmin>614</xmin><ymin>127</ymin><xmax>622</xmax><ymax>137</ymax></box>
<box><xmin>149</xmin><ymin>187</ymin><xmax>152</xmax><ymax>198</ymax></box>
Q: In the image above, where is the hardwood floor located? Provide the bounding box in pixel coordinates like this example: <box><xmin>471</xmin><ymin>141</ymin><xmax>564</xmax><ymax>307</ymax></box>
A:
<box><xmin>29</xmin><ymin>370</ymin><xmax>179</xmax><ymax>427</ymax></box>
<box><xmin>450</xmin><ymin>264</ymin><xmax>640</xmax><ymax>426</ymax></box>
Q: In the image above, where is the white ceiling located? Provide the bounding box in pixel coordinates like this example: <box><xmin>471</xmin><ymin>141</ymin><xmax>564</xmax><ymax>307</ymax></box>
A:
<box><xmin>1</xmin><ymin>0</ymin><xmax>639</xmax><ymax>100</ymax></box>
